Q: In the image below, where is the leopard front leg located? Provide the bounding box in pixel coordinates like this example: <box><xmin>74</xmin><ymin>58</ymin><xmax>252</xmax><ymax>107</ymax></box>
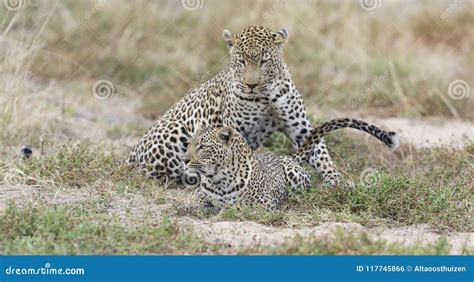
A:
<box><xmin>307</xmin><ymin>140</ymin><xmax>341</xmax><ymax>186</ymax></box>
<box><xmin>271</xmin><ymin>82</ymin><xmax>341</xmax><ymax>186</ymax></box>
<box><xmin>280</xmin><ymin>156</ymin><xmax>312</xmax><ymax>191</ymax></box>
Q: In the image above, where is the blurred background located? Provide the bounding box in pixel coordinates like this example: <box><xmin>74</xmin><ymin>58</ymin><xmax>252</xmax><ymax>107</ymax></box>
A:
<box><xmin>0</xmin><ymin>0</ymin><xmax>473</xmax><ymax>150</ymax></box>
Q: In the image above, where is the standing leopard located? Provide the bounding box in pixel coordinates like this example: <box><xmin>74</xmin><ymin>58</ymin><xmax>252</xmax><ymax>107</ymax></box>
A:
<box><xmin>182</xmin><ymin>118</ymin><xmax>399</xmax><ymax>211</ymax></box>
<box><xmin>129</xmin><ymin>26</ymin><xmax>341</xmax><ymax>185</ymax></box>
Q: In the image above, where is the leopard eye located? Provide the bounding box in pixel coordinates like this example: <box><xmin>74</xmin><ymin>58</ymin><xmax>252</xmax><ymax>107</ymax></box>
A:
<box><xmin>198</xmin><ymin>143</ymin><xmax>211</xmax><ymax>150</ymax></box>
<box><xmin>238</xmin><ymin>59</ymin><xmax>245</xmax><ymax>65</ymax></box>
<box><xmin>260</xmin><ymin>58</ymin><xmax>268</xmax><ymax>64</ymax></box>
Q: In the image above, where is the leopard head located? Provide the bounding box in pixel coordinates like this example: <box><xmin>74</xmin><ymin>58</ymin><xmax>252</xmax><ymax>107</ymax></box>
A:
<box><xmin>182</xmin><ymin>127</ymin><xmax>256</xmax><ymax>180</ymax></box>
<box><xmin>223</xmin><ymin>26</ymin><xmax>289</xmax><ymax>96</ymax></box>
<box><xmin>182</xmin><ymin>127</ymin><xmax>235</xmax><ymax>177</ymax></box>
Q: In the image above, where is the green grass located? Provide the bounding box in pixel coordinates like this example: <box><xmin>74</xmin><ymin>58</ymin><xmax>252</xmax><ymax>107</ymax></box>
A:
<box><xmin>285</xmin><ymin>173</ymin><xmax>472</xmax><ymax>232</ymax></box>
<box><xmin>0</xmin><ymin>203</ymin><xmax>218</xmax><ymax>255</ymax></box>
<box><xmin>169</xmin><ymin>197</ymin><xmax>286</xmax><ymax>226</ymax></box>
<box><xmin>218</xmin><ymin>205</ymin><xmax>286</xmax><ymax>226</ymax></box>
<box><xmin>193</xmin><ymin>126</ymin><xmax>473</xmax><ymax>232</ymax></box>
<box><xmin>173</xmin><ymin>160</ymin><xmax>472</xmax><ymax>232</ymax></box>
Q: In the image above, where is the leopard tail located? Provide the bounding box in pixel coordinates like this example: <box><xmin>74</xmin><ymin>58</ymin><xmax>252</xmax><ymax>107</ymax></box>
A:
<box><xmin>293</xmin><ymin>118</ymin><xmax>399</xmax><ymax>164</ymax></box>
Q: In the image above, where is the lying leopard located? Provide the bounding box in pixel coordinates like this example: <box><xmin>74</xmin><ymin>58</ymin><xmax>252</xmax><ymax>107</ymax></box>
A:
<box><xmin>182</xmin><ymin>118</ymin><xmax>399</xmax><ymax>211</ymax></box>
<box><xmin>128</xmin><ymin>26</ymin><xmax>342</xmax><ymax>185</ymax></box>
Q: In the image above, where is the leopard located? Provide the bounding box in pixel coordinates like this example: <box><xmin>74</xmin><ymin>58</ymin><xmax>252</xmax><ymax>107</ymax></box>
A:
<box><xmin>182</xmin><ymin>118</ymin><xmax>400</xmax><ymax>211</ymax></box>
<box><xmin>129</xmin><ymin>25</ymin><xmax>342</xmax><ymax>186</ymax></box>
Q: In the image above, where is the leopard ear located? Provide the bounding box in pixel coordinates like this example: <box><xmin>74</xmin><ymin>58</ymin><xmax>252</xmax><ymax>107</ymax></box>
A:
<box><xmin>223</xmin><ymin>29</ymin><xmax>234</xmax><ymax>49</ymax></box>
<box><xmin>272</xmin><ymin>28</ymin><xmax>288</xmax><ymax>45</ymax></box>
<box><xmin>218</xmin><ymin>127</ymin><xmax>233</xmax><ymax>143</ymax></box>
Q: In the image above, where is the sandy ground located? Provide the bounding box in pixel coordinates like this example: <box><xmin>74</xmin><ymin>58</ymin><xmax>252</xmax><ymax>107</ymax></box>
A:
<box><xmin>370</xmin><ymin>117</ymin><xmax>474</xmax><ymax>149</ymax></box>
<box><xmin>1</xmin><ymin>82</ymin><xmax>473</xmax><ymax>254</ymax></box>
<box><xmin>186</xmin><ymin>219</ymin><xmax>472</xmax><ymax>254</ymax></box>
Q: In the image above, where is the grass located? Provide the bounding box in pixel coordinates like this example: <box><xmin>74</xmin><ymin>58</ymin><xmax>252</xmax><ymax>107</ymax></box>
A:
<box><xmin>170</xmin><ymin>129</ymin><xmax>473</xmax><ymax>232</ymax></box>
<box><xmin>285</xmin><ymin>172</ymin><xmax>472</xmax><ymax>232</ymax></box>
<box><xmin>171</xmin><ymin>203</ymin><xmax>287</xmax><ymax>226</ymax></box>
<box><xmin>1</xmin><ymin>1</ymin><xmax>473</xmax><ymax>123</ymax></box>
<box><xmin>2</xmin><ymin>202</ymin><xmax>470</xmax><ymax>255</ymax></box>
<box><xmin>2</xmin><ymin>141</ymin><xmax>157</xmax><ymax>191</ymax></box>
<box><xmin>0</xmin><ymin>203</ymin><xmax>218</xmax><ymax>255</ymax></box>
<box><xmin>270</xmin><ymin>127</ymin><xmax>473</xmax><ymax>232</ymax></box>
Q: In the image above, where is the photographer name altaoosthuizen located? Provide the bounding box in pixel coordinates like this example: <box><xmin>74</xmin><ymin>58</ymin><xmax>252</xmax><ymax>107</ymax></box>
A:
<box><xmin>356</xmin><ymin>265</ymin><xmax>467</xmax><ymax>273</ymax></box>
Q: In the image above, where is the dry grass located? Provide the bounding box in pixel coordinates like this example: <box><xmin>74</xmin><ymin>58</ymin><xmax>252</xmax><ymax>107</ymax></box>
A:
<box><xmin>1</xmin><ymin>1</ymin><xmax>473</xmax><ymax>124</ymax></box>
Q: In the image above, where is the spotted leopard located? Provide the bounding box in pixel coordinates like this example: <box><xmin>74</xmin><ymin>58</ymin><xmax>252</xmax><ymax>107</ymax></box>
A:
<box><xmin>183</xmin><ymin>118</ymin><xmax>399</xmax><ymax>210</ymax></box>
<box><xmin>129</xmin><ymin>26</ymin><xmax>341</xmax><ymax>185</ymax></box>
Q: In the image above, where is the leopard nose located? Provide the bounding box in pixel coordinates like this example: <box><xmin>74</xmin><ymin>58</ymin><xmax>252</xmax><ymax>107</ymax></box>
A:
<box><xmin>246</xmin><ymin>83</ymin><xmax>258</xmax><ymax>89</ymax></box>
<box><xmin>182</xmin><ymin>158</ymin><xmax>190</xmax><ymax>165</ymax></box>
